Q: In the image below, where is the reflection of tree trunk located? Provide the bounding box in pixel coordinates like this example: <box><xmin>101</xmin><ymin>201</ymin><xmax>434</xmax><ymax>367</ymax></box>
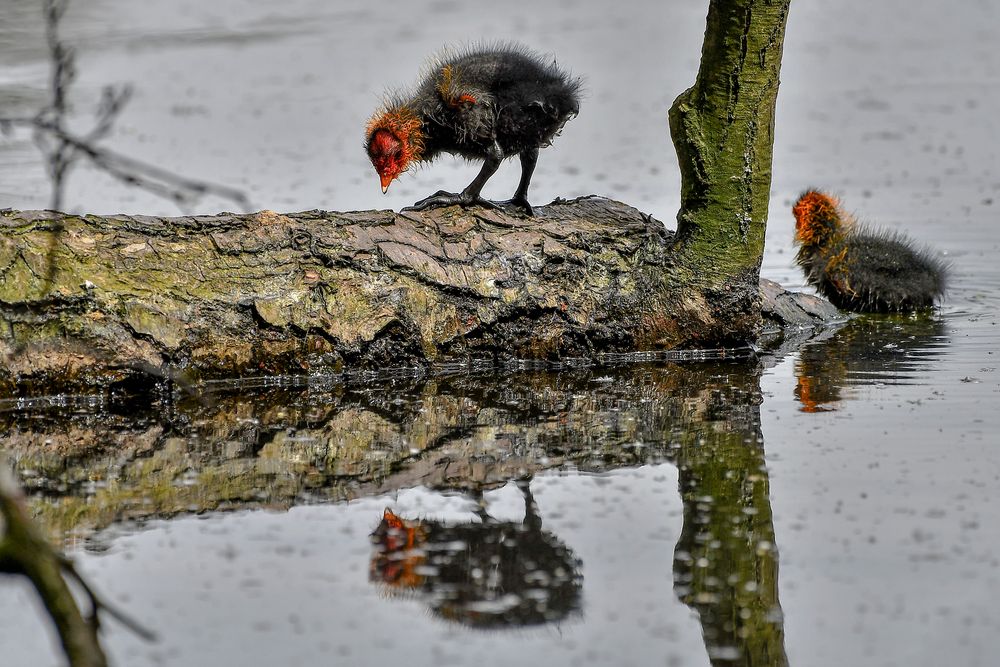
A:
<box><xmin>6</xmin><ymin>342</ymin><xmax>795</xmax><ymax>661</ymax></box>
<box><xmin>673</xmin><ymin>400</ymin><xmax>788</xmax><ymax>665</ymax></box>
<box><xmin>666</xmin><ymin>3</ymin><xmax>793</xmax><ymax>653</ymax></box>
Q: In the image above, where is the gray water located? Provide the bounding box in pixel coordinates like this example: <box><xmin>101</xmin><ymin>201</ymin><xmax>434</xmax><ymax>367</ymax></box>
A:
<box><xmin>2</xmin><ymin>0</ymin><xmax>1000</xmax><ymax>665</ymax></box>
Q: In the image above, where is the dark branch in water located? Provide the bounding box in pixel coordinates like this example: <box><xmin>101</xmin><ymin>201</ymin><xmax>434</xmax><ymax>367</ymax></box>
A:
<box><xmin>0</xmin><ymin>458</ymin><xmax>154</xmax><ymax>666</ymax></box>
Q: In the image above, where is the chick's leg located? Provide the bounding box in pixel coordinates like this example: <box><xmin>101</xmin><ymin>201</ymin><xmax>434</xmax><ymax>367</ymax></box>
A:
<box><xmin>496</xmin><ymin>148</ymin><xmax>537</xmax><ymax>216</ymax></box>
<box><xmin>405</xmin><ymin>143</ymin><xmax>503</xmax><ymax>212</ymax></box>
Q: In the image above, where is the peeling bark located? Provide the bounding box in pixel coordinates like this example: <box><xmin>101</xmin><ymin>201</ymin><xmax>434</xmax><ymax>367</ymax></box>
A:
<box><xmin>1</xmin><ymin>198</ymin><xmax>831</xmax><ymax>393</ymax></box>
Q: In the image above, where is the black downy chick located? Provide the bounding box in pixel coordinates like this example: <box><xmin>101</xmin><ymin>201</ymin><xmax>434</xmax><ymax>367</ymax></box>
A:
<box><xmin>365</xmin><ymin>44</ymin><xmax>581</xmax><ymax>215</ymax></box>
<box><xmin>792</xmin><ymin>190</ymin><xmax>949</xmax><ymax>312</ymax></box>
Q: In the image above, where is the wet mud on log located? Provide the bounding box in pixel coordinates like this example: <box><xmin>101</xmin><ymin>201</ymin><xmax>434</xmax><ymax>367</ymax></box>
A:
<box><xmin>1</xmin><ymin>198</ymin><xmax>839</xmax><ymax>394</ymax></box>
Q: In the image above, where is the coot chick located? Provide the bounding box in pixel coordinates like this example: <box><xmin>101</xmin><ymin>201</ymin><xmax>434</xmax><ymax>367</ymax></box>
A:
<box><xmin>792</xmin><ymin>190</ymin><xmax>948</xmax><ymax>312</ymax></box>
<box><xmin>365</xmin><ymin>44</ymin><xmax>581</xmax><ymax>215</ymax></box>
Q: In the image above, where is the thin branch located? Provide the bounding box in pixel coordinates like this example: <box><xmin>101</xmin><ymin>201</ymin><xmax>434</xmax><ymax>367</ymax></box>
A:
<box><xmin>32</xmin><ymin>117</ymin><xmax>253</xmax><ymax>210</ymax></box>
<box><xmin>1</xmin><ymin>460</ymin><xmax>107</xmax><ymax>666</ymax></box>
<box><xmin>1</xmin><ymin>458</ymin><xmax>155</xmax><ymax>666</ymax></box>
<box><xmin>58</xmin><ymin>554</ymin><xmax>158</xmax><ymax>642</ymax></box>
<box><xmin>0</xmin><ymin>0</ymin><xmax>252</xmax><ymax>214</ymax></box>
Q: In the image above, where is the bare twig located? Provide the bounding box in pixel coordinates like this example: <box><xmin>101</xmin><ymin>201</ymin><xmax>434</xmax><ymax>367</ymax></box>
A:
<box><xmin>30</xmin><ymin>116</ymin><xmax>253</xmax><ymax>210</ymax></box>
<box><xmin>1</xmin><ymin>458</ymin><xmax>155</xmax><ymax>666</ymax></box>
<box><xmin>0</xmin><ymin>0</ymin><xmax>252</xmax><ymax>318</ymax></box>
<box><xmin>0</xmin><ymin>0</ymin><xmax>252</xmax><ymax>214</ymax></box>
<box><xmin>58</xmin><ymin>554</ymin><xmax>158</xmax><ymax>642</ymax></box>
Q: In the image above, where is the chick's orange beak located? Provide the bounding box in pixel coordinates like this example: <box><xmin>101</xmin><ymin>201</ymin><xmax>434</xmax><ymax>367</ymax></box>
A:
<box><xmin>380</xmin><ymin>173</ymin><xmax>393</xmax><ymax>194</ymax></box>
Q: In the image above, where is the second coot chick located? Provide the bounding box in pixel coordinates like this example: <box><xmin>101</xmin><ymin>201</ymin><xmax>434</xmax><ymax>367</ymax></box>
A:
<box><xmin>792</xmin><ymin>190</ymin><xmax>948</xmax><ymax>312</ymax></box>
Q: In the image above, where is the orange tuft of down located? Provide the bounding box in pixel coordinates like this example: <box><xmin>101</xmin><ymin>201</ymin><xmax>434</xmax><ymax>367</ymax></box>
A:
<box><xmin>792</xmin><ymin>190</ymin><xmax>846</xmax><ymax>247</ymax></box>
<box><xmin>365</xmin><ymin>106</ymin><xmax>425</xmax><ymax>192</ymax></box>
<box><xmin>365</xmin><ymin>105</ymin><xmax>425</xmax><ymax>165</ymax></box>
<box><xmin>375</xmin><ymin>509</ymin><xmax>427</xmax><ymax>588</ymax></box>
<box><xmin>822</xmin><ymin>246</ymin><xmax>856</xmax><ymax>295</ymax></box>
<box><xmin>379</xmin><ymin>509</ymin><xmax>425</xmax><ymax>551</ymax></box>
<box><xmin>382</xmin><ymin>508</ymin><xmax>406</xmax><ymax>531</ymax></box>
<box><xmin>436</xmin><ymin>65</ymin><xmax>476</xmax><ymax>108</ymax></box>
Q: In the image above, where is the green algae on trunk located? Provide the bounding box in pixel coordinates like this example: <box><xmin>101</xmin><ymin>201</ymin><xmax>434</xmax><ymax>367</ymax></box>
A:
<box><xmin>669</xmin><ymin>0</ymin><xmax>791</xmax><ymax>294</ymax></box>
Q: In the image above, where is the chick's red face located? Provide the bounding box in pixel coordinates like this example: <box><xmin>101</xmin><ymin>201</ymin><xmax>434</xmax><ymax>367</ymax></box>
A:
<box><xmin>792</xmin><ymin>191</ymin><xmax>839</xmax><ymax>246</ymax></box>
<box><xmin>367</xmin><ymin>129</ymin><xmax>407</xmax><ymax>193</ymax></box>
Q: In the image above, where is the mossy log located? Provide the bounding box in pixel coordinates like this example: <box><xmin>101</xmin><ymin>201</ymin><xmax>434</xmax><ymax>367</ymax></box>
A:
<box><xmin>0</xmin><ymin>199</ymin><xmax>835</xmax><ymax>393</ymax></box>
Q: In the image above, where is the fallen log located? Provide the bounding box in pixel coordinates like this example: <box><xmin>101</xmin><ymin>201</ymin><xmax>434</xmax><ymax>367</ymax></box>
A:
<box><xmin>0</xmin><ymin>199</ymin><xmax>837</xmax><ymax>393</ymax></box>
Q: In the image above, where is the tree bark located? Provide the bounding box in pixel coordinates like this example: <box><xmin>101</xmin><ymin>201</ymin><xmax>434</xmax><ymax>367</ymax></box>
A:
<box><xmin>670</xmin><ymin>0</ymin><xmax>791</xmax><ymax>289</ymax></box>
<box><xmin>1</xmin><ymin>196</ymin><xmax>832</xmax><ymax>393</ymax></box>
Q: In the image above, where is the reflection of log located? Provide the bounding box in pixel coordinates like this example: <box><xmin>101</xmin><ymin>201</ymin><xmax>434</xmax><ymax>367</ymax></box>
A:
<box><xmin>1</xmin><ymin>201</ymin><xmax>836</xmax><ymax>393</ymax></box>
<box><xmin>7</xmin><ymin>358</ymin><xmax>783</xmax><ymax>546</ymax></box>
<box><xmin>6</xmin><ymin>368</ymin><xmax>729</xmax><ymax>539</ymax></box>
<box><xmin>7</xmin><ymin>353</ymin><xmax>791</xmax><ymax>662</ymax></box>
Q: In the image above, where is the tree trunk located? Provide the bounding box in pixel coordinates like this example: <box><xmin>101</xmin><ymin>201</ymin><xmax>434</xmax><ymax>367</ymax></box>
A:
<box><xmin>670</xmin><ymin>0</ymin><xmax>791</xmax><ymax>290</ymax></box>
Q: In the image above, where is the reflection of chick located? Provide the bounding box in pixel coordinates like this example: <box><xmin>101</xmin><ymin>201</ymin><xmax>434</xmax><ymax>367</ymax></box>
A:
<box><xmin>792</xmin><ymin>190</ymin><xmax>948</xmax><ymax>312</ymax></box>
<box><xmin>369</xmin><ymin>480</ymin><xmax>582</xmax><ymax>628</ymax></box>
<box><xmin>793</xmin><ymin>315</ymin><xmax>948</xmax><ymax>412</ymax></box>
<box><xmin>794</xmin><ymin>374</ymin><xmax>839</xmax><ymax>413</ymax></box>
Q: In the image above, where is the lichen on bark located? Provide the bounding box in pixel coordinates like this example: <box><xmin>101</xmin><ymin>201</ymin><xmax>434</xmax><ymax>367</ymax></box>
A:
<box><xmin>669</xmin><ymin>0</ymin><xmax>791</xmax><ymax>282</ymax></box>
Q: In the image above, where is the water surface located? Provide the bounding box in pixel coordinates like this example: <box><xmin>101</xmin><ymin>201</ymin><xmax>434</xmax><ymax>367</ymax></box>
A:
<box><xmin>2</xmin><ymin>1</ymin><xmax>1000</xmax><ymax>666</ymax></box>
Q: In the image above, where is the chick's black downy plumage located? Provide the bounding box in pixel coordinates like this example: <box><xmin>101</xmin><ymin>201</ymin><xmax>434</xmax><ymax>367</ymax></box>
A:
<box><xmin>366</xmin><ymin>44</ymin><xmax>581</xmax><ymax>215</ymax></box>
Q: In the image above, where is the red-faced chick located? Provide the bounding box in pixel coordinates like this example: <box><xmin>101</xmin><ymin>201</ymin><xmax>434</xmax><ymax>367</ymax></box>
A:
<box><xmin>365</xmin><ymin>44</ymin><xmax>581</xmax><ymax>216</ymax></box>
